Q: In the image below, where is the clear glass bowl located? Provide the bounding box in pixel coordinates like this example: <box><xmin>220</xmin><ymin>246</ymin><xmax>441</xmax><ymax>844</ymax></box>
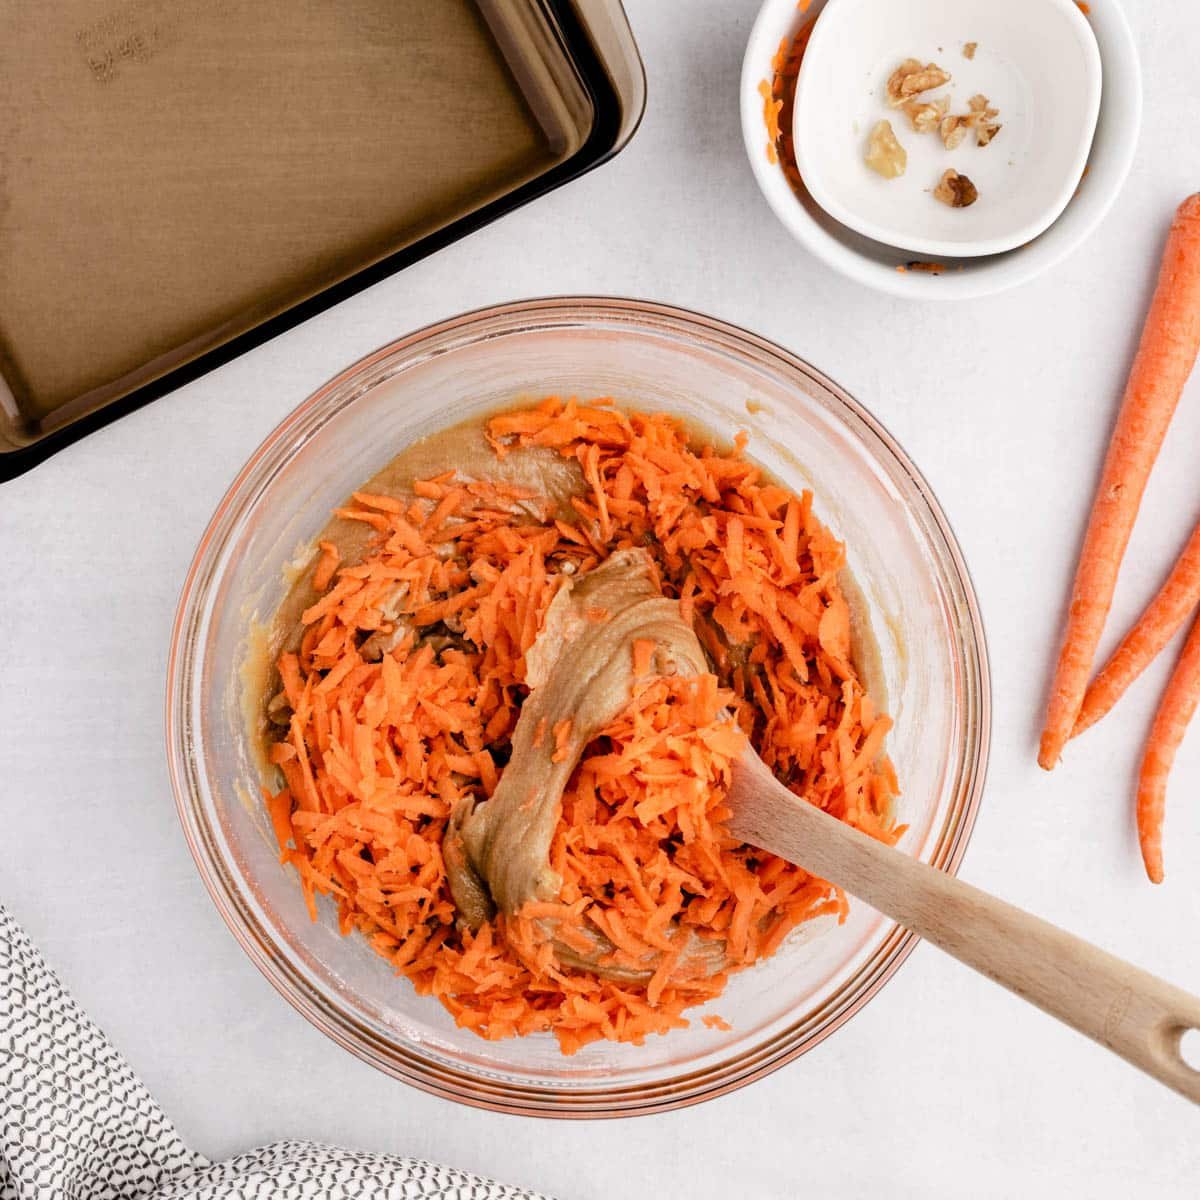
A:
<box><xmin>167</xmin><ymin>297</ymin><xmax>989</xmax><ymax>1117</ymax></box>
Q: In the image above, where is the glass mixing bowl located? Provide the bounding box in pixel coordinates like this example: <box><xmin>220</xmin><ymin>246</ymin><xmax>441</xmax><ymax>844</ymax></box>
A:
<box><xmin>167</xmin><ymin>297</ymin><xmax>989</xmax><ymax>1117</ymax></box>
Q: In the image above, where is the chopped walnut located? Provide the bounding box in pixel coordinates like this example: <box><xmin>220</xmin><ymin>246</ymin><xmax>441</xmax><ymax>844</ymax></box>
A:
<box><xmin>903</xmin><ymin>95</ymin><xmax>949</xmax><ymax>134</ymax></box>
<box><xmin>358</xmin><ymin>582</ymin><xmax>412</xmax><ymax>660</ymax></box>
<box><xmin>266</xmin><ymin>690</ymin><xmax>292</xmax><ymax>727</ymax></box>
<box><xmin>934</xmin><ymin>168</ymin><xmax>978</xmax><ymax>207</ymax></box>
<box><xmin>360</xmin><ymin>622</ymin><xmax>413</xmax><ymax>663</ymax></box>
<box><xmin>975</xmin><ymin>119</ymin><xmax>1002</xmax><ymax>147</ymax></box>
<box><xmin>966</xmin><ymin>93</ymin><xmax>1002</xmax><ymax>146</ymax></box>
<box><xmin>864</xmin><ymin>120</ymin><xmax>907</xmax><ymax>178</ymax></box>
<box><xmin>929</xmin><ymin>94</ymin><xmax>1003</xmax><ymax>150</ymax></box>
<box><xmin>869</xmin><ymin>55</ymin><xmax>1000</xmax><ymax>205</ymax></box>
<box><xmin>886</xmin><ymin>58</ymin><xmax>951</xmax><ymax>107</ymax></box>
<box><xmin>939</xmin><ymin>114</ymin><xmax>969</xmax><ymax>150</ymax></box>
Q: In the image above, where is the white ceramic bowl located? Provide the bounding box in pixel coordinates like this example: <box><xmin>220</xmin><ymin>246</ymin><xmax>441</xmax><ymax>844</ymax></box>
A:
<box><xmin>741</xmin><ymin>0</ymin><xmax>1141</xmax><ymax>298</ymax></box>
<box><xmin>793</xmin><ymin>0</ymin><xmax>1101</xmax><ymax>258</ymax></box>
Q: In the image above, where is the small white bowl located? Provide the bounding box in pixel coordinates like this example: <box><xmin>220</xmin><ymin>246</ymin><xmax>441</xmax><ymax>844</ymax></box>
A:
<box><xmin>740</xmin><ymin>0</ymin><xmax>1141</xmax><ymax>299</ymax></box>
<box><xmin>792</xmin><ymin>0</ymin><xmax>1101</xmax><ymax>258</ymax></box>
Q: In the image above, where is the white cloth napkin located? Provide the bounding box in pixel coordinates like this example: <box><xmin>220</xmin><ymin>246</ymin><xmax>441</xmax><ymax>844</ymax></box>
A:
<box><xmin>0</xmin><ymin>905</ymin><xmax>553</xmax><ymax>1200</ymax></box>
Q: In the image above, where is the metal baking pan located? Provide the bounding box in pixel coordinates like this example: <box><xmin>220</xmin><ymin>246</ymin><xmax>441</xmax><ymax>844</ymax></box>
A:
<box><xmin>0</xmin><ymin>0</ymin><xmax>644</xmax><ymax>480</ymax></box>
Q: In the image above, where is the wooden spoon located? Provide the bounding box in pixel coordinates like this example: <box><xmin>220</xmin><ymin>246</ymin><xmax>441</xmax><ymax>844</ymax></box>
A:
<box><xmin>727</xmin><ymin>750</ymin><xmax>1200</xmax><ymax>1104</ymax></box>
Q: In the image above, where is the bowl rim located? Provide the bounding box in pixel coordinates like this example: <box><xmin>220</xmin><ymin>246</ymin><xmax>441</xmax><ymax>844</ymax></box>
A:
<box><xmin>739</xmin><ymin>0</ymin><xmax>1143</xmax><ymax>300</ymax></box>
<box><xmin>166</xmin><ymin>295</ymin><xmax>992</xmax><ymax>1117</ymax></box>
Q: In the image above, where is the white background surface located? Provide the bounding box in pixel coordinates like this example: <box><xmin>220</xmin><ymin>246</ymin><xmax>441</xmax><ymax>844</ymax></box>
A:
<box><xmin>2</xmin><ymin>1</ymin><xmax>1198</xmax><ymax>1195</ymax></box>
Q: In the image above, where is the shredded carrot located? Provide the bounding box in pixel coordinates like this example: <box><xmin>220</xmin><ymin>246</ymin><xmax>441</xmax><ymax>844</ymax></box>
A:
<box><xmin>551</xmin><ymin>718</ymin><xmax>574</xmax><ymax>764</ymax></box>
<box><xmin>264</xmin><ymin>400</ymin><xmax>899</xmax><ymax>1053</ymax></box>
<box><xmin>758</xmin><ymin>79</ymin><xmax>783</xmax><ymax>164</ymax></box>
<box><xmin>760</xmin><ymin>14</ymin><xmax>816</xmax><ymax>195</ymax></box>
<box><xmin>311</xmin><ymin>541</ymin><xmax>340</xmax><ymax>592</ymax></box>
<box><xmin>703</xmin><ymin>1014</ymin><xmax>733</xmax><ymax>1031</ymax></box>
<box><xmin>632</xmin><ymin>638</ymin><xmax>655</xmax><ymax>677</ymax></box>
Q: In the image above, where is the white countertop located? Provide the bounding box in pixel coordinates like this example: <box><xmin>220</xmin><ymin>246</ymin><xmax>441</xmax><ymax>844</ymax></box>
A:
<box><xmin>3</xmin><ymin>1</ymin><xmax>1199</xmax><ymax>1195</ymax></box>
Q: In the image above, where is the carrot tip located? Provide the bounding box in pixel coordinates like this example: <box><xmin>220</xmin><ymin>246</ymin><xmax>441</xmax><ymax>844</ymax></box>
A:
<box><xmin>1036</xmin><ymin>737</ymin><xmax>1061</xmax><ymax>771</ymax></box>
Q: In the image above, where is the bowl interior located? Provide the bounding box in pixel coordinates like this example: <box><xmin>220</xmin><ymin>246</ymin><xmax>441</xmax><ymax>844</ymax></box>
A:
<box><xmin>793</xmin><ymin>0</ymin><xmax>1101</xmax><ymax>257</ymax></box>
<box><xmin>173</xmin><ymin>301</ymin><xmax>987</xmax><ymax>1113</ymax></box>
<box><xmin>741</xmin><ymin>0</ymin><xmax>1140</xmax><ymax>298</ymax></box>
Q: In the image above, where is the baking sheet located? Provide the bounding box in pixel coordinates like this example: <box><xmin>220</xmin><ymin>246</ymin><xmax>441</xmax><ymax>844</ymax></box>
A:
<box><xmin>0</xmin><ymin>0</ymin><xmax>642</xmax><ymax>477</ymax></box>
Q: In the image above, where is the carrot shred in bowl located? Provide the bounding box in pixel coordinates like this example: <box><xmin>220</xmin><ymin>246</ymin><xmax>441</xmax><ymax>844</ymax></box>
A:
<box><xmin>264</xmin><ymin>399</ymin><xmax>901</xmax><ymax>1053</ymax></box>
<box><xmin>762</xmin><ymin>16</ymin><xmax>816</xmax><ymax>198</ymax></box>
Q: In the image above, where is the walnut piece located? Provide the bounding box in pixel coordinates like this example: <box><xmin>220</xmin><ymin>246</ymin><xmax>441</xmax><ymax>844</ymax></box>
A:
<box><xmin>963</xmin><ymin>41</ymin><xmax>978</xmax><ymax>60</ymax></box>
<box><xmin>934</xmin><ymin>168</ymin><xmax>978</xmax><ymax>207</ymax></box>
<box><xmin>939</xmin><ymin>114</ymin><xmax>969</xmax><ymax>150</ymax></box>
<box><xmin>966</xmin><ymin>93</ymin><xmax>1002</xmax><ymax>146</ymax></box>
<box><xmin>864</xmin><ymin>119</ymin><xmax>907</xmax><ymax>178</ymax></box>
<box><xmin>974</xmin><ymin>119</ymin><xmax>1002</xmax><ymax>147</ymax></box>
<box><xmin>886</xmin><ymin>58</ymin><xmax>951</xmax><ymax>107</ymax></box>
<box><xmin>937</xmin><ymin>94</ymin><xmax>1001</xmax><ymax>149</ymax></box>
<box><xmin>903</xmin><ymin>95</ymin><xmax>949</xmax><ymax>134</ymax></box>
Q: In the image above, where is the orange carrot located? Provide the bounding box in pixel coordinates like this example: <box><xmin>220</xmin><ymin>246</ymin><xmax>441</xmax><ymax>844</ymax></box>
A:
<box><xmin>1073</xmin><ymin>516</ymin><xmax>1200</xmax><ymax>736</ymax></box>
<box><xmin>1136</xmin><ymin>610</ymin><xmax>1200</xmax><ymax>882</ymax></box>
<box><xmin>1039</xmin><ymin>195</ymin><xmax>1200</xmax><ymax>769</ymax></box>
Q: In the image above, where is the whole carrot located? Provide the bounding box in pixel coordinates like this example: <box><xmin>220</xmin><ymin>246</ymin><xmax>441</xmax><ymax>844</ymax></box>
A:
<box><xmin>1136</xmin><ymin>609</ymin><xmax>1200</xmax><ymax>883</ymax></box>
<box><xmin>1072</xmin><ymin>516</ymin><xmax>1200</xmax><ymax>737</ymax></box>
<box><xmin>1039</xmin><ymin>194</ymin><xmax>1200</xmax><ymax>769</ymax></box>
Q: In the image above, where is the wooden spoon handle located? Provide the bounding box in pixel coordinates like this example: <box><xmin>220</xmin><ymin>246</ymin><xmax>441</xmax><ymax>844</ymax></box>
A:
<box><xmin>727</xmin><ymin>754</ymin><xmax>1200</xmax><ymax>1104</ymax></box>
